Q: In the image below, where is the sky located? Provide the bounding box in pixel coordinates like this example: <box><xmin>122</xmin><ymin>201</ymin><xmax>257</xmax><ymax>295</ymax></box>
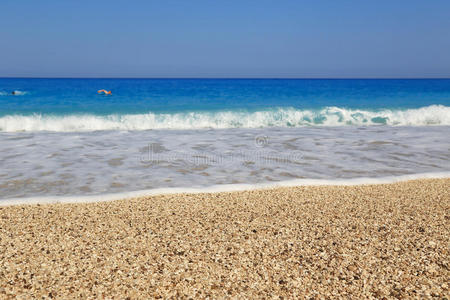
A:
<box><xmin>1</xmin><ymin>0</ymin><xmax>449</xmax><ymax>78</ymax></box>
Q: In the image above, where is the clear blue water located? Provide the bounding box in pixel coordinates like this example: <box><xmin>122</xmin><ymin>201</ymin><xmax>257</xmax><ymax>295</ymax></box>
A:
<box><xmin>0</xmin><ymin>79</ymin><xmax>449</xmax><ymax>131</ymax></box>
<box><xmin>0</xmin><ymin>78</ymin><xmax>449</xmax><ymax>114</ymax></box>
<box><xmin>0</xmin><ymin>79</ymin><xmax>449</xmax><ymax>202</ymax></box>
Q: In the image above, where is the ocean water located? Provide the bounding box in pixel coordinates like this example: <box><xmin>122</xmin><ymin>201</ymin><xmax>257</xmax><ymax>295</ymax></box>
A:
<box><xmin>0</xmin><ymin>78</ymin><xmax>449</xmax><ymax>203</ymax></box>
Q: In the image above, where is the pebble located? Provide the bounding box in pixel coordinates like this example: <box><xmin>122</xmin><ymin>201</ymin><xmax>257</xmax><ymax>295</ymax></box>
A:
<box><xmin>0</xmin><ymin>178</ymin><xmax>448</xmax><ymax>298</ymax></box>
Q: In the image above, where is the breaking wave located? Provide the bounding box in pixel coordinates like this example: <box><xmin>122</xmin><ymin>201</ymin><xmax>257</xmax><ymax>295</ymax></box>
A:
<box><xmin>0</xmin><ymin>105</ymin><xmax>449</xmax><ymax>132</ymax></box>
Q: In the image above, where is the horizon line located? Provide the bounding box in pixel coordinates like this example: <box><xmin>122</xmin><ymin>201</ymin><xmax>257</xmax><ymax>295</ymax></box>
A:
<box><xmin>1</xmin><ymin>76</ymin><xmax>450</xmax><ymax>80</ymax></box>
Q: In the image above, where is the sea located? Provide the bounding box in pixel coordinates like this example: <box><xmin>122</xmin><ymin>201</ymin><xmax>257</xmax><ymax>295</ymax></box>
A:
<box><xmin>0</xmin><ymin>78</ymin><xmax>449</xmax><ymax>204</ymax></box>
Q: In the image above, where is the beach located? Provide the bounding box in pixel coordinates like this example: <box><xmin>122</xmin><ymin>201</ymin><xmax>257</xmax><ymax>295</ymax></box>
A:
<box><xmin>2</xmin><ymin>1</ymin><xmax>450</xmax><ymax>298</ymax></box>
<box><xmin>0</xmin><ymin>178</ymin><xmax>448</xmax><ymax>298</ymax></box>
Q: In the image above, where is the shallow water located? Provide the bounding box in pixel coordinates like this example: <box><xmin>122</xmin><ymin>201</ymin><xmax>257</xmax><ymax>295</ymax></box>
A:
<box><xmin>1</xmin><ymin>126</ymin><xmax>449</xmax><ymax>201</ymax></box>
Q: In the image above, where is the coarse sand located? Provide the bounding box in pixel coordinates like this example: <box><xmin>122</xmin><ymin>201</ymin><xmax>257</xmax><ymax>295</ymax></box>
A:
<box><xmin>0</xmin><ymin>179</ymin><xmax>449</xmax><ymax>298</ymax></box>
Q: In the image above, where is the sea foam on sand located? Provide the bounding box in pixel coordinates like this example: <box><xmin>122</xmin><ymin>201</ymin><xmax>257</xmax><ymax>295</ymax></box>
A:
<box><xmin>1</xmin><ymin>172</ymin><xmax>449</xmax><ymax>206</ymax></box>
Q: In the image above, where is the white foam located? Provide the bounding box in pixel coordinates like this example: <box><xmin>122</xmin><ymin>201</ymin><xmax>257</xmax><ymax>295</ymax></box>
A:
<box><xmin>12</xmin><ymin>90</ymin><xmax>28</xmax><ymax>96</ymax></box>
<box><xmin>0</xmin><ymin>105</ymin><xmax>449</xmax><ymax>132</ymax></box>
<box><xmin>1</xmin><ymin>172</ymin><xmax>448</xmax><ymax>206</ymax></box>
<box><xmin>0</xmin><ymin>90</ymin><xmax>27</xmax><ymax>96</ymax></box>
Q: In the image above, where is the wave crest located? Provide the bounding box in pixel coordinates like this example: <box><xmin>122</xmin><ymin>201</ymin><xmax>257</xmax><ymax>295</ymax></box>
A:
<box><xmin>0</xmin><ymin>105</ymin><xmax>449</xmax><ymax>132</ymax></box>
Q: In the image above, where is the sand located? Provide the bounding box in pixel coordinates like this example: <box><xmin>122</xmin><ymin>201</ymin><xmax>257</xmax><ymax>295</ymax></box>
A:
<box><xmin>0</xmin><ymin>178</ymin><xmax>448</xmax><ymax>299</ymax></box>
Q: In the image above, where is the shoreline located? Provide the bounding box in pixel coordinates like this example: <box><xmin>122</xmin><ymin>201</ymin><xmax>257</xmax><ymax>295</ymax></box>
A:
<box><xmin>0</xmin><ymin>178</ymin><xmax>449</xmax><ymax>298</ymax></box>
<box><xmin>1</xmin><ymin>172</ymin><xmax>449</xmax><ymax>206</ymax></box>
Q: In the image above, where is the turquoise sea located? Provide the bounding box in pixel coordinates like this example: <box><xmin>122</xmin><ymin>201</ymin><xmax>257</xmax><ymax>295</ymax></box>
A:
<box><xmin>0</xmin><ymin>78</ymin><xmax>449</xmax><ymax>203</ymax></box>
<box><xmin>1</xmin><ymin>79</ymin><xmax>450</xmax><ymax>129</ymax></box>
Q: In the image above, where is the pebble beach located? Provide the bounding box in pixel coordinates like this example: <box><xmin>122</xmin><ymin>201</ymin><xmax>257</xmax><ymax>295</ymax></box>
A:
<box><xmin>0</xmin><ymin>178</ymin><xmax>448</xmax><ymax>298</ymax></box>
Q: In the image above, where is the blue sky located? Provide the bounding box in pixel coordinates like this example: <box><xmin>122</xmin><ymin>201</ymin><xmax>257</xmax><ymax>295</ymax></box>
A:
<box><xmin>1</xmin><ymin>0</ymin><xmax>449</xmax><ymax>78</ymax></box>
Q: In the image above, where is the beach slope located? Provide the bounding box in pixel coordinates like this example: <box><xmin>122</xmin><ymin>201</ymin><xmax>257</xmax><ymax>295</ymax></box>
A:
<box><xmin>0</xmin><ymin>179</ymin><xmax>448</xmax><ymax>298</ymax></box>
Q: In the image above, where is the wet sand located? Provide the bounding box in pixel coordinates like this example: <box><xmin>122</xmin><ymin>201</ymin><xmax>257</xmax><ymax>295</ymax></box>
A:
<box><xmin>0</xmin><ymin>179</ymin><xmax>449</xmax><ymax>298</ymax></box>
